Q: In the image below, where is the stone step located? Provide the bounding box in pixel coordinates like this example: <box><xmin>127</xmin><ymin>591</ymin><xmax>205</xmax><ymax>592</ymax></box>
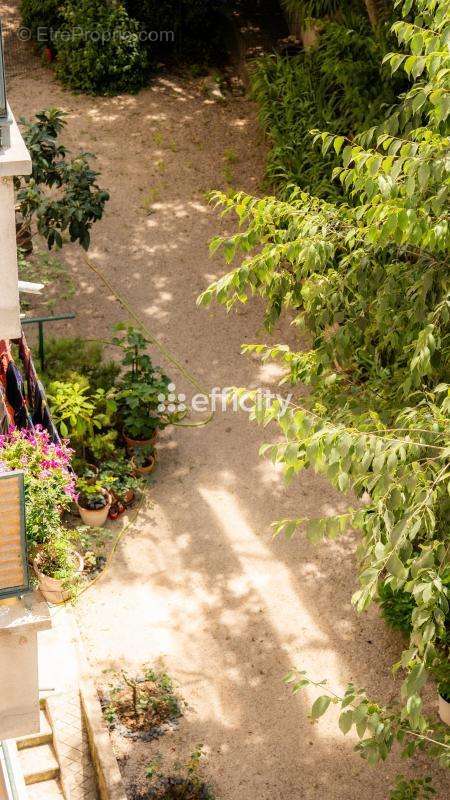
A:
<box><xmin>18</xmin><ymin>743</ymin><xmax>59</xmax><ymax>785</ymax></box>
<box><xmin>27</xmin><ymin>778</ymin><xmax>65</xmax><ymax>799</ymax></box>
<box><xmin>16</xmin><ymin>711</ymin><xmax>52</xmax><ymax>750</ymax></box>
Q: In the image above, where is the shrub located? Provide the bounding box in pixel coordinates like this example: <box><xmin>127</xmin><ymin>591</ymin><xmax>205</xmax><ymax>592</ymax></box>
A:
<box><xmin>36</xmin><ymin>528</ymin><xmax>79</xmax><ymax>584</ymax></box>
<box><xmin>55</xmin><ymin>0</ymin><xmax>149</xmax><ymax>95</ymax></box>
<box><xmin>42</xmin><ymin>337</ymin><xmax>120</xmax><ymax>393</ymax></box>
<box><xmin>378</xmin><ymin>581</ymin><xmax>415</xmax><ymax>634</ymax></box>
<box><xmin>251</xmin><ymin>14</ymin><xmax>401</xmax><ymax>197</ymax></box>
<box><xmin>125</xmin><ymin>0</ymin><xmax>227</xmax><ymax>66</ymax></box>
<box><xmin>20</xmin><ymin>0</ymin><xmax>63</xmax><ymax>50</ymax></box>
<box><xmin>47</xmin><ymin>380</ymin><xmax>117</xmax><ymax>459</ymax></box>
<box><xmin>113</xmin><ymin>325</ymin><xmax>171</xmax><ymax>441</ymax></box>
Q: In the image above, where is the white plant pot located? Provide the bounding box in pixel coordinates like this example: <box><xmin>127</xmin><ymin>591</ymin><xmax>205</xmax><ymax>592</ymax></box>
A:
<box><xmin>77</xmin><ymin>492</ymin><xmax>111</xmax><ymax>527</ymax></box>
<box><xmin>438</xmin><ymin>693</ymin><xmax>450</xmax><ymax>726</ymax></box>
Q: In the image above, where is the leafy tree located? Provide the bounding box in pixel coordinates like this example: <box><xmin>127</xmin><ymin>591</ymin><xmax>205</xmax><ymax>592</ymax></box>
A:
<box><xmin>16</xmin><ymin>108</ymin><xmax>109</xmax><ymax>250</ymax></box>
<box><xmin>200</xmin><ymin>0</ymin><xmax>450</xmax><ymax>774</ymax></box>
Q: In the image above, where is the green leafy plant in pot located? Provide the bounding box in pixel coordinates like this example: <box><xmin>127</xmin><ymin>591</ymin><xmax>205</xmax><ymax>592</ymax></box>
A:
<box><xmin>131</xmin><ymin>444</ymin><xmax>157</xmax><ymax>476</ymax></box>
<box><xmin>99</xmin><ymin>455</ymin><xmax>143</xmax><ymax>506</ymax></box>
<box><xmin>33</xmin><ymin>527</ymin><xmax>83</xmax><ymax>605</ymax></box>
<box><xmin>47</xmin><ymin>379</ymin><xmax>117</xmax><ymax>461</ymax></box>
<box><xmin>113</xmin><ymin>324</ymin><xmax>172</xmax><ymax>449</ymax></box>
<box><xmin>76</xmin><ymin>477</ymin><xmax>112</xmax><ymax>527</ymax></box>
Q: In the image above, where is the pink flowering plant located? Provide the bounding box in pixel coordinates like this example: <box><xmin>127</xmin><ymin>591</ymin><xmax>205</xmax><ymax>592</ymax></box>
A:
<box><xmin>0</xmin><ymin>426</ymin><xmax>76</xmax><ymax>551</ymax></box>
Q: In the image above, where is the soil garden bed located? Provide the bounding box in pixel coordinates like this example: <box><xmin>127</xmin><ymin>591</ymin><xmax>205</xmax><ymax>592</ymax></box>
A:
<box><xmin>129</xmin><ymin>777</ymin><xmax>215</xmax><ymax>800</ymax></box>
<box><xmin>99</xmin><ymin>668</ymin><xmax>183</xmax><ymax>742</ymax></box>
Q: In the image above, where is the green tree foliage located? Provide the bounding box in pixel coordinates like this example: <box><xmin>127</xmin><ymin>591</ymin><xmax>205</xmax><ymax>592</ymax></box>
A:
<box><xmin>200</xmin><ymin>0</ymin><xmax>450</xmax><ymax>769</ymax></box>
<box><xmin>16</xmin><ymin>108</ymin><xmax>109</xmax><ymax>249</ymax></box>
<box><xmin>20</xmin><ymin>0</ymin><xmax>63</xmax><ymax>49</ymax></box>
<box><xmin>251</xmin><ymin>13</ymin><xmax>402</xmax><ymax>197</ymax></box>
<box><xmin>281</xmin><ymin>0</ymin><xmax>392</xmax><ymax>31</ymax></box>
<box><xmin>55</xmin><ymin>0</ymin><xmax>149</xmax><ymax>95</ymax></box>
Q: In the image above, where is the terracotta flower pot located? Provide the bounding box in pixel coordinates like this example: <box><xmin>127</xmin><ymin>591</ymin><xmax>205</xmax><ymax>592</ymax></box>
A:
<box><xmin>33</xmin><ymin>552</ymin><xmax>84</xmax><ymax>605</ymax></box>
<box><xmin>131</xmin><ymin>452</ymin><xmax>157</xmax><ymax>476</ymax></box>
<box><xmin>77</xmin><ymin>491</ymin><xmax>112</xmax><ymax>527</ymax></box>
<box><xmin>438</xmin><ymin>693</ymin><xmax>450</xmax><ymax>725</ymax></box>
<box><xmin>123</xmin><ymin>430</ymin><xmax>158</xmax><ymax>452</ymax></box>
<box><xmin>123</xmin><ymin>488</ymin><xmax>136</xmax><ymax>507</ymax></box>
<box><xmin>43</xmin><ymin>46</ymin><xmax>54</xmax><ymax>63</ymax></box>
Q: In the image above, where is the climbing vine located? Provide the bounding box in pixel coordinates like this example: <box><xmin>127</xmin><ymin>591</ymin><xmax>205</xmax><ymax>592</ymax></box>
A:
<box><xmin>200</xmin><ymin>0</ymin><xmax>450</xmax><ymax>778</ymax></box>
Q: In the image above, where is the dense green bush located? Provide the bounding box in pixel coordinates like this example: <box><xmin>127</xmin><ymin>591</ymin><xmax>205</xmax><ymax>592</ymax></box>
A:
<box><xmin>55</xmin><ymin>1</ymin><xmax>149</xmax><ymax>94</ymax></box>
<box><xmin>251</xmin><ymin>14</ymin><xmax>401</xmax><ymax>197</ymax></box>
<box><xmin>20</xmin><ymin>0</ymin><xmax>63</xmax><ymax>49</ymax></box>
<box><xmin>125</xmin><ymin>0</ymin><xmax>228</xmax><ymax>65</ymax></box>
<box><xmin>378</xmin><ymin>582</ymin><xmax>415</xmax><ymax>634</ymax></box>
<box><xmin>42</xmin><ymin>337</ymin><xmax>120</xmax><ymax>393</ymax></box>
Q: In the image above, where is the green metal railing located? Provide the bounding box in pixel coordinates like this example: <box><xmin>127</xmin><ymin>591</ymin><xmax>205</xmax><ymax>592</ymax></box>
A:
<box><xmin>21</xmin><ymin>313</ymin><xmax>76</xmax><ymax>371</ymax></box>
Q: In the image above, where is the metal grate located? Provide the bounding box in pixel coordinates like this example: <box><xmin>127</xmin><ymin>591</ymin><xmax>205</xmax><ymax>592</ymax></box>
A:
<box><xmin>1</xmin><ymin>0</ymin><xmax>39</xmax><ymax>80</ymax></box>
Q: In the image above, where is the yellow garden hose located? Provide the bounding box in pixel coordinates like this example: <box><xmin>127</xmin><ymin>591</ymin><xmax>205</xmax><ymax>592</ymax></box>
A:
<box><xmin>83</xmin><ymin>255</ymin><xmax>214</xmax><ymax>429</ymax></box>
<box><xmin>52</xmin><ymin>254</ymin><xmax>217</xmax><ymax>606</ymax></box>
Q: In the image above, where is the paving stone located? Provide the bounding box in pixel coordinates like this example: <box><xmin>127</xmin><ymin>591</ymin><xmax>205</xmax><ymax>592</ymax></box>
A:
<box><xmin>27</xmin><ymin>778</ymin><xmax>65</xmax><ymax>799</ymax></box>
<box><xmin>47</xmin><ymin>692</ymin><xmax>99</xmax><ymax>800</ymax></box>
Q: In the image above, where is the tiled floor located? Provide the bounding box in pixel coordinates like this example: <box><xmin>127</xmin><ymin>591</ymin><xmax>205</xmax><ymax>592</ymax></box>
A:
<box><xmin>47</xmin><ymin>692</ymin><xmax>98</xmax><ymax>800</ymax></box>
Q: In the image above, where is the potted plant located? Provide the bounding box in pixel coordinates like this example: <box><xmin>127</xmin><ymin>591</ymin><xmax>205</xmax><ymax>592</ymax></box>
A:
<box><xmin>33</xmin><ymin>529</ymin><xmax>83</xmax><ymax>605</ymax></box>
<box><xmin>76</xmin><ymin>477</ymin><xmax>112</xmax><ymax>527</ymax></box>
<box><xmin>47</xmin><ymin>380</ymin><xmax>117</xmax><ymax>461</ymax></box>
<box><xmin>131</xmin><ymin>445</ymin><xmax>157</xmax><ymax>476</ymax></box>
<box><xmin>99</xmin><ymin>455</ymin><xmax>142</xmax><ymax>507</ymax></box>
<box><xmin>0</xmin><ymin>426</ymin><xmax>77</xmax><ymax>551</ymax></box>
<box><xmin>113</xmin><ymin>325</ymin><xmax>171</xmax><ymax>450</ymax></box>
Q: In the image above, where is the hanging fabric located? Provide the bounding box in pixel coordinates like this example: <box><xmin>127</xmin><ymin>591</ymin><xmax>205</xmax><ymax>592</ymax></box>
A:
<box><xmin>0</xmin><ymin>338</ymin><xmax>32</xmax><ymax>429</ymax></box>
<box><xmin>0</xmin><ymin>384</ymin><xmax>12</xmax><ymax>433</ymax></box>
<box><xmin>16</xmin><ymin>332</ymin><xmax>60</xmax><ymax>443</ymax></box>
<box><xmin>0</xmin><ymin>334</ymin><xmax>60</xmax><ymax>443</ymax></box>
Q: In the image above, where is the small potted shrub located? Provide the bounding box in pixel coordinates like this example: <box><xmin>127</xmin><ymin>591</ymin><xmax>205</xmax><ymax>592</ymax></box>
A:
<box><xmin>99</xmin><ymin>455</ymin><xmax>142</xmax><ymax>507</ymax></box>
<box><xmin>113</xmin><ymin>325</ymin><xmax>171</xmax><ymax>450</ymax></box>
<box><xmin>76</xmin><ymin>478</ymin><xmax>112</xmax><ymax>527</ymax></box>
<box><xmin>33</xmin><ymin>529</ymin><xmax>83</xmax><ymax>605</ymax></box>
<box><xmin>131</xmin><ymin>445</ymin><xmax>157</xmax><ymax>476</ymax></box>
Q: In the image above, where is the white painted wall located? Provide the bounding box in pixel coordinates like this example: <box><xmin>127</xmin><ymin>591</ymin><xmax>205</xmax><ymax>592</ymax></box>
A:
<box><xmin>0</xmin><ymin>109</ymin><xmax>31</xmax><ymax>340</ymax></box>
<box><xmin>0</xmin><ymin>595</ymin><xmax>51</xmax><ymax>740</ymax></box>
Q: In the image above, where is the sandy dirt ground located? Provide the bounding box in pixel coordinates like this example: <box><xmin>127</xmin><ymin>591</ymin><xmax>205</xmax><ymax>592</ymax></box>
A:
<box><xmin>6</xmin><ymin>42</ymin><xmax>448</xmax><ymax>800</ymax></box>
